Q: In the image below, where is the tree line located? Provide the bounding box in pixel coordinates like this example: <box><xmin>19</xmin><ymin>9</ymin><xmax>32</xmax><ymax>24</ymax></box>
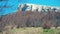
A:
<box><xmin>0</xmin><ymin>10</ymin><xmax>60</xmax><ymax>32</ymax></box>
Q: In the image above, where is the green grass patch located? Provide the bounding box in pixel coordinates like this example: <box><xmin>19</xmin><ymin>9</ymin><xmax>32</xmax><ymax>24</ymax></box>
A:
<box><xmin>43</xmin><ymin>29</ymin><xmax>56</xmax><ymax>34</ymax></box>
<box><xmin>10</xmin><ymin>28</ymin><xmax>25</xmax><ymax>32</ymax></box>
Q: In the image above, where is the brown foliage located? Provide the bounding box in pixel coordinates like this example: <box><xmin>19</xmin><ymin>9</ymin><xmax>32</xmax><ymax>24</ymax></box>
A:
<box><xmin>0</xmin><ymin>10</ymin><xmax>60</xmax><ymax>31</ymax></box>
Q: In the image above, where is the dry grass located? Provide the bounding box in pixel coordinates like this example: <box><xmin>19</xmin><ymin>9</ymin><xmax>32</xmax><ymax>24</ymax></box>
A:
<box><xmin>1</xmin><ymin>27</ymin><xmax>60</xmax><ymax>34</ymax></box>
<box><xmin>10</xmin><ymin>27</ymin><xmax>43</xmax><ymax>34</ymax></box>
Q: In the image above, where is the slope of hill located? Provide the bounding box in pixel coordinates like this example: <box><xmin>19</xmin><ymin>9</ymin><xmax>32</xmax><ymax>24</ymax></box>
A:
<box><xmin>0</xmin><ymin>10</ymin><xmax>60</xmax><ymax>29</ymax></box>
<box><xmin>0</xmin><ymin>4</ymin><xmax>60</xmax><ymax>32</ymax></box>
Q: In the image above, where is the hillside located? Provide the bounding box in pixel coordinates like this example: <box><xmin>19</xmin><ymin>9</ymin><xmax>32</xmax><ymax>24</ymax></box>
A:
<box><xmin>0</xmin><ymin>4</ymin><xmax>60</xmax><ymax>32</ymax></box>
<box><xmin>0</xmin><ymin>10</ymin><xmax>60</xmax><ymax>29</ymax></box>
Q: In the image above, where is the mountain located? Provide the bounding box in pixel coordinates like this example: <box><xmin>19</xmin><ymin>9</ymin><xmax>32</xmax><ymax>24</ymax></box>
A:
<box><xmin>0</xmin><ymin>4</ymin><xmax>60</xmax><ymax>32</ymax></box>
<box><xmin>0</xmin><ymin>10</ymin><xmax>60</xmax><ymax>28</ymax></box>
<box><xmin>18</xmin><ymin>4</ymin><xmax>60</xmax><ymax>12</ymax></box>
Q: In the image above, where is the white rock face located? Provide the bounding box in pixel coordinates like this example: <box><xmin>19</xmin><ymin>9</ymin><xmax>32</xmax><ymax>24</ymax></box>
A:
<box><xmin>18</xmin><ymin>3</ymin><xmax>60</xmax><ymax>12</ymax></box>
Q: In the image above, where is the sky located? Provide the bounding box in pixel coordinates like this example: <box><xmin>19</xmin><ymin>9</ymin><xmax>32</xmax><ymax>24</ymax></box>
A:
<box><xmin>0</xmin><ymin>0</ymin><xmax>60</xmax><ymax>16</ymax></box>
